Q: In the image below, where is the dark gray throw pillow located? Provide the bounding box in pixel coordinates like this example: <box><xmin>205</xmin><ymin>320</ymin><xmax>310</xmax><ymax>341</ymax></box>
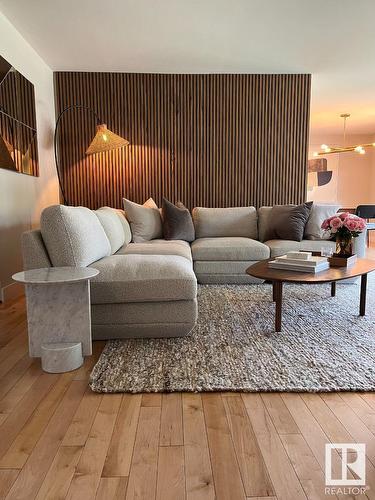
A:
<box><xmin>162</xmin><ymin>198</ymin><xmax>195</xmax><ymax>242</ymax></box>
<box><xmin>266</xmin><ymin>202</ymin><xmax>313</xmax><ymax>242</ymax></box>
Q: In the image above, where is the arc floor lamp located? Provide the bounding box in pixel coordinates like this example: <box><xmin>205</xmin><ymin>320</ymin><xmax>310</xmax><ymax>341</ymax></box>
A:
<box><xmin>54</xmin><ymin>104</ymin><xmax>129</xmax><ymax>205</ymax></box>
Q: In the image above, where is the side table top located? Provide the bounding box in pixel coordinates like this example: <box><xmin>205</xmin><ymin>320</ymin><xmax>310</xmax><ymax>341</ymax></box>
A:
<box><xmin>12</xmin><ymin>266</ymin><xmax>99</xmax><ymax>284</ymax></box>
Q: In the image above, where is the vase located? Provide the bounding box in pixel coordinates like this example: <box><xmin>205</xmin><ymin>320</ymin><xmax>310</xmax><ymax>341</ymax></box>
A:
<box><xmin>335</xmin><ymin>235</ymin><xmax>353</xmax><ymax>256</ymax></box>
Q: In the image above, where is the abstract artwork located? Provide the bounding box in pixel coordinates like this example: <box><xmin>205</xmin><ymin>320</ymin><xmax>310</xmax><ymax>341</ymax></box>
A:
<box><xmin>0</xmin><ymin>54</ymin><xmax>39</xmax><ymax>176</ymax></box>
<box><xmin>307</xmin><ymin>158</ymin><xmax>332</xmax><ymax>190</ymax></box>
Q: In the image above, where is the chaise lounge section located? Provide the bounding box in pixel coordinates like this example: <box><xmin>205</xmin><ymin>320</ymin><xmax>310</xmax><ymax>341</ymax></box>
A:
<box><xmin>22</xmin><ymin>205</ymin><xmax>198</xmax><ymax>340</ymax></box>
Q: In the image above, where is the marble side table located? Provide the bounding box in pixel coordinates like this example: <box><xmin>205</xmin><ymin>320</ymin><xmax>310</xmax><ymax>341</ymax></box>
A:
<box><xmin>12</xmin><ymin>267</ymin><xmax>99</xmax><ymax>373</ymax></box>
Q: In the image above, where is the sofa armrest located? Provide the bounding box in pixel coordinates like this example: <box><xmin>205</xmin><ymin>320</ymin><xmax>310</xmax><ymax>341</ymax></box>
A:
<box><xmin>353</xmin><ymin>229</ymin><xmax>367</xmax><ymax>258</ymax></box>
<box><xmin>22</xmin><ymin>230</ymin><xmax>52</xmax><ymax>270</ymax></box>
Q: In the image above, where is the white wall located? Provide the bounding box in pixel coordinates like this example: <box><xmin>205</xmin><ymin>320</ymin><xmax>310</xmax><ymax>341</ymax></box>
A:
<box><xmin>0</xmin><ymin>12</ymin><xmax>58</xmax><ymax>300</ymax></box>
<box><xmin>308</xmin><ymin>133</ymin><xmax>375</xmax><ymax>209</ymax></box>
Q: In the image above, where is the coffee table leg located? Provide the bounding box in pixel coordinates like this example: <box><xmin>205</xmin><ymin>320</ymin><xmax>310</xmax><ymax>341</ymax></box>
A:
<box><xmin>360</xmin><ymin>273</ymin><xmax>367</xmax><ymax>316</ymax></box>
<box><xmin>331</xmin><ymin>282</ymin><xmax>336</xmax><ymax>297</ymax></box>
<box><xmin>274</xmin><ymin>281</ymin><xmax>283</xmax><ymax>332</ymax></box>
<box><xmin>272</xmin><ymin>281</ymin><xmax>276</xmax><ymax>302</ymax></box>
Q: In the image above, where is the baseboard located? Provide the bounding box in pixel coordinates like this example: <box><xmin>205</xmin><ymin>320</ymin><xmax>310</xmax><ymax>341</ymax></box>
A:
<box><xmin>0</xmin><ymin>282</ymin><xmax>25</xmax><ymax>303</ymax></box>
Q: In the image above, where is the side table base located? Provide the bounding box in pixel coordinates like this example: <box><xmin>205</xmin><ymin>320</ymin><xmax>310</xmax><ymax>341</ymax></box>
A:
<box><xmin>41</xmin><ymin>342</ymin><xmax>83</xmax><ymax>373</ymax></box>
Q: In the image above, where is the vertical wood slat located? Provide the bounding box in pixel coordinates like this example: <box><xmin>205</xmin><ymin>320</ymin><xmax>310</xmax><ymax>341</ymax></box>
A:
<box><xmin>54</xmin><ymin>73</ymin><xmax>311</xmax><ymax>210</ymax></box>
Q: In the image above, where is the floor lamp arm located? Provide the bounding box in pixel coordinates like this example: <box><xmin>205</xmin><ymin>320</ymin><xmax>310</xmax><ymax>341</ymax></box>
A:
<box><xmin>53</xmin><ymin>104</ymin><xmax>101</xmax><ymax>205</ymax></box>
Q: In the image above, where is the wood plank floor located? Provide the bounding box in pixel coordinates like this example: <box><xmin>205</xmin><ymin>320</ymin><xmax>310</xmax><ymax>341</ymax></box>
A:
<box><xmin>1</xmin><ymin>269</ymin><xmax>375</xmax><ymax>499</ymax></box>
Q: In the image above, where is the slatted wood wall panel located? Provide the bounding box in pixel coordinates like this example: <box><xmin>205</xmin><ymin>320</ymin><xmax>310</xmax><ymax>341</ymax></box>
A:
<box><xmin>54</xmin><ymin>73</ymin><xmax>310</xmax><ymax>209</ymax></box>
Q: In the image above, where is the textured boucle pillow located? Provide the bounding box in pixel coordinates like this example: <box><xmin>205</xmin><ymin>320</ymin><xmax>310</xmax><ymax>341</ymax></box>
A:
<box><xmin>123</xmin><ymin>198</ymin><xmax>162</xmax><ymax>243</ymax></box>
<box><xmin>40</xmin><ymin>205</ymin><xmax>111</xmax><ymax>267</ymax></box>
<box><xmin>162</xmin><ymin>198</ymin><xmax>195</xmax><ymax>242</ymax></box>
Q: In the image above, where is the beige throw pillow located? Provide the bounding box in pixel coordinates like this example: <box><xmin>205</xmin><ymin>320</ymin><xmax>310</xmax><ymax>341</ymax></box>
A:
<box><xmin>123</xmin><ymin>198</ymin><xmax>163</xmax><ymax>243</ymax></box>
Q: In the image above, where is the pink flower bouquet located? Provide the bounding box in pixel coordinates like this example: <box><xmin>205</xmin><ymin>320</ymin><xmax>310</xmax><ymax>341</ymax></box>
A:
<box><xmin>321</xmin><ymin>213</ymin><xmax>366</xmax><ymax>238</ymax></box>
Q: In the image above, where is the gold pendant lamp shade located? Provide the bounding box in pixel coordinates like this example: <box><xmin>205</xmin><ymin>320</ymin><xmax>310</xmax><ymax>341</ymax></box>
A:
<box><xmin>85</xmin><ymin>124</ymin><xmax>129</xmax><ymax>155</ymax></box>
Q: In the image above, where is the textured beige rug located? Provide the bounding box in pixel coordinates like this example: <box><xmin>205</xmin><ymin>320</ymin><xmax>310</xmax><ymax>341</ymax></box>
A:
<box><xmin>89</xmin><ymin>279</ymin><xmax>375</xmax><ymax>393</ymax></box>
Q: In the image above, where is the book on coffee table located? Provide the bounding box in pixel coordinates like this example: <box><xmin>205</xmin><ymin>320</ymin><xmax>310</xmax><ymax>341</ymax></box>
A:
<box><xmin>285</xmin><ymin>251</ymin><xmax>312</xmax><ymax>260</ymax></box>
<box><xmin>268</xmin><ymin>254</ymin><xmax>329</xmax><ymax>273</ymax></box>
<box><xmin>275</xmin><ymin>255</ymin><xmax>328</xmax><ymax>267</ymax></box>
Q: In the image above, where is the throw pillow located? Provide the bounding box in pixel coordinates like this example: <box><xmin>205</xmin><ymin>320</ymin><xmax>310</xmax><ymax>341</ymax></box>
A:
<box><xmin>162</xmin><ymin>198</ymin><xmax>195</xmax><ymax>242</ymax></box>
<box><xmin>304</xmin><ymin>203</ymin><xmax>340</xmax><ymax>240</ymax></box>
<box><xmin>123</xmin><ymin>198</ymin><xmax>163</xmax><ymax>243</ymax></box>
<box><xmin>266</xmin><ymin>202</ymin><xmax>313</xmax><ymax>242</ymax></box>
<box><xmin>143</xmin><ymin>197</ymin><xmax>158</xmax><ymax>209</ymax></box>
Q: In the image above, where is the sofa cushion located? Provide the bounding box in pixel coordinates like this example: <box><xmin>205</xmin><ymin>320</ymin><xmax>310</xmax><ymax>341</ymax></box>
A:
<box><xmin>304</xmin><ymin>203</ymin><xmax>340</xmax><ymax>240</ymax></box>
<box><xmin>192</xmin><ymin>207</ymin><xmax>258</xmax><ymax>239</ymax></box>
<box><xmin>194</xmin><ymin>260</ymin><xmax>259</xmax><ymax>275</ymax></box>
<box><xmin>114</xmin><ymin>208</ymin><xmax>132</xmax><ymax>245</ymax></box>
<box><xmin>265</xmin><ymin>239</ymin><xmax>335</xmax><ymax>258</ymax></box>
<box><xmin>191</xmin><ymin>237</ymin><xmax>270</xmax><ymax>261</ymax></box>
<box><xmin>95</xmin><ymin>207</ymin><xmax>126</xmax><ymax>254</ymax></box>
<box><xmin>258</xmin><ymin>206</ymin><xmax>272</xmax><ymax>242</ymax></box>
<box><xmin>123</xmin><ymin>198</ymin><xmax>162</xmax><ymax>243</ymax></box>
<box><xmin>264</xmin><ymin>202</ymin><xmax>313</xmax><ymax>242</ymax></box>
<box><xmin>40</xmin><ymin>205</ymin><xmax>111</xmax><ymax>267</ymax></box>
<box><xmin>162</xmin><ymin>198</ymin><xmax>195</xmax><ymax>242</ymax></box>
<box><xmin>116</xmin><ymin>239</ymin><xmax>192</xmax><ymax>262</ymax></box>
<box><xmin>90</xmin><ymin>254</ymin><xmax>197</xmax><ymax>304</ymax></box>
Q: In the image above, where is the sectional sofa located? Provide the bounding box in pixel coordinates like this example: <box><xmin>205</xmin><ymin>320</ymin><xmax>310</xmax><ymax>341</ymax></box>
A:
<box><xmin>21</xmin><ymin>204</ymin><xmax>366</xmax><ymax>340</ymax></box>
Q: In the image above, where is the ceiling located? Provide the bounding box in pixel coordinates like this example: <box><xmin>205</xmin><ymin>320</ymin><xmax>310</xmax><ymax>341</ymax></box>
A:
<box><xmin>1</xmin><ymin>0</ymin><xmax>375</xmax><ymax>135</ymax></box>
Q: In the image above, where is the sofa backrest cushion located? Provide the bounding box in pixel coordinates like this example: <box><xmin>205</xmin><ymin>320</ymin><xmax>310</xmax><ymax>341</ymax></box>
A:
<box><xmin>95</xmin><ymin>207</ymin><xmax>126</xmax><ymax>254</ymax></box>
<box><xmin>114</xmin><ymin>209</ymin><xmax>132</xmax><ymax>245</ymax></box>
<box><xmin>192</xmin><ymin>207</ymin><xmax>258</xmax><ymax>239</ymax></box>
<box><xmin>40</xmin><ymin>205</ymin><xmax>111</xmax><ymax>267</ymax></box>
<box><xmin>123</xmin><ymin>198</ymin><xmax>163</xmax><ymax>243</ymax></box>
<box><xmin>304</xmin><ymin>203</ymin><xmax>340</xmax><ymax>240</ymax></box>
<box><xmin>258</xmin><ymin>206</ymin><xmax>272</xmax><ymax>242</ymax></box>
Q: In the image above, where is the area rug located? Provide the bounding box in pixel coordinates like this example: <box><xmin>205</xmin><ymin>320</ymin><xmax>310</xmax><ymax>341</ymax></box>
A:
<box><xmin>89</xmin><ymin>279</ymin><xmax>375</xmax><ymax>393</ymax></box>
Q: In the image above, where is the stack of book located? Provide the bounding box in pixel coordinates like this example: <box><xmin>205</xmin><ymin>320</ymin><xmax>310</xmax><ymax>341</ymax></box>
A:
<box><xmin>268</xmin><ymin>251</ymin><xmax>329</xmax><ymax>273</ymax></box>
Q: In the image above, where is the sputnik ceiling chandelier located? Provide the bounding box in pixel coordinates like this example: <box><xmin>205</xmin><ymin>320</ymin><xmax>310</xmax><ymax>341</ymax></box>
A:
<box><xmin>313</xmin><ymin>113</ymin><xmax>374</xmax><ymax>156</ymax></box>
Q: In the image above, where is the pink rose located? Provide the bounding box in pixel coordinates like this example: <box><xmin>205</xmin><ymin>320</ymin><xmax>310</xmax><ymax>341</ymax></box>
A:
<box><xmin>321</xmin><ymin>215</ymin><xmax>337</xmax><ymax>229</ymax></box>
<box><xmin>330</xmin><ymin>217</ymin><xmax>343</xmax><ymax>230</ymax></box>
<box><xmin>357</xmin><ymin>218</ymin><xmax>366</xmax><ymax>231</ymax></box>
<box><xmin>345</xmin><ymin>218</ymin><xmax>358</xmax><ymax>231</ymax></box>
<box><xmin>339</xmin><ymin>212</ymin><xmax>349</xmax><ymax>220</ymax></box>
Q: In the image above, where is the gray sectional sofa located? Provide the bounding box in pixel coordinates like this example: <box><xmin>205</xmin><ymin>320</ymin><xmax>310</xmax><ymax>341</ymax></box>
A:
<box><xmin>21</xmin><ymin>204</ymin><xmax>366</xmax><ymax>340</ymax></box>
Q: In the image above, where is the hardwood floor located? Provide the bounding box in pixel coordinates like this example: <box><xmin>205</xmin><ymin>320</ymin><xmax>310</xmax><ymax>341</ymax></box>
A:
<box><xmin>1</xmin><ymin>263</ymin><xmax>375</xmax><ymax>499</ymax></box>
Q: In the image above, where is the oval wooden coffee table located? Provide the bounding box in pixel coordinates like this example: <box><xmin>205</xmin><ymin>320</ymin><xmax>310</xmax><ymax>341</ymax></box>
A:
<box><xmin>246</xmin><ymin>258</ymin><xmax>375</xmax><ymax>332</ymax></box>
